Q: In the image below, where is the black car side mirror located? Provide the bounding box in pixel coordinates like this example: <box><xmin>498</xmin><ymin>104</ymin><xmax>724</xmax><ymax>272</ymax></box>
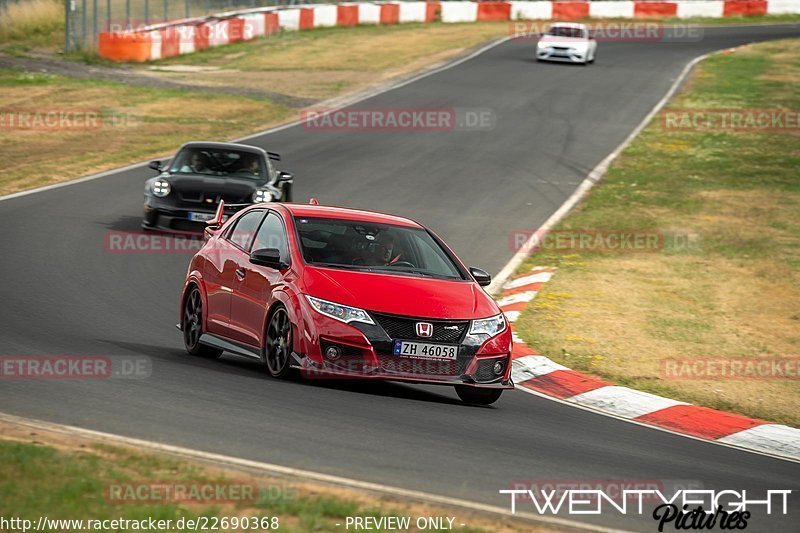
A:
<box><xmin>250</xmin><ymin>248</ymin><xmax>285</xmax><ymax>270</ymax></box>
<box><xmin>277</xmin><ymin>171</ymin><xmax>294</xmax><ymax>184</ymax></box>
<box><xmin>469</xmin><ymin>267</ymin><xmax>492</xmax><ymax>287</ymax></box>
<box><xmin>149</xmin><ymin>160</ymin><xmax>162</xmax><ymax>172</ymax></box>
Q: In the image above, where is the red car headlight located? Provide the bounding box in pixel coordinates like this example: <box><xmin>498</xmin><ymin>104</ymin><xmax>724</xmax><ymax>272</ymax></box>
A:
<box><xmin>305</xmin><ymin>295</ymin><xmax>375</xmax><ymax>326</ymax></box>
<box><xmin>468</xmin><ymin>313</ymin><xmax>507</xmax><ymax>339</ymax></box>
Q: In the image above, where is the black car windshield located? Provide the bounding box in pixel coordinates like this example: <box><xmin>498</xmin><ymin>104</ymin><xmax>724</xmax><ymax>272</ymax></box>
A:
<box><xmin>547</xmin><ymin>26</ymin><xmax>586</xmax><ymax>38</ymax></box>
<box><xmin>295</xmin><ymin>217</ymin><xmax>466</xmax><ymax>281</ymax></box>
<box><xmin>169</xmin><ymin>147</ymin><xmax>267</xmax><ymax>179</ymax></box>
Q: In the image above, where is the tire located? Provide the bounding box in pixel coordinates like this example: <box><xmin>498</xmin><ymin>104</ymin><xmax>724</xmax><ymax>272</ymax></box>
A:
<box><xmin>455</xmin><ymin>386</ymin><xmax>503</xmax><ymax>406</ymax></box>
<box><xmin>264</xmin><ymin>306</ymin><xmax>294</xmax><ymax>378</ymax></box>
<box><xmin>282</xmin><ymin>182</ymin><xmax>293</xmax><ymax>203</ymax></box>
<box><xmin>182</xmin><ymin>286</ymin><xmax>223</xmax><ymax>359</ymax></box>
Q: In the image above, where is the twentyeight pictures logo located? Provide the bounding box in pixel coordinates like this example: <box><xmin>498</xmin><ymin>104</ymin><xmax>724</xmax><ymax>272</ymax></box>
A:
<box><xmin>500</xmin><ymin>488</ymin><xmax>793</xmax><ymax>531</ymax></box>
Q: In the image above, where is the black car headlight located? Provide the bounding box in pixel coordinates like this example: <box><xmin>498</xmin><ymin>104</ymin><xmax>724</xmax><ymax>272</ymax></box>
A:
<box><xmin>151</xmin><ymin>178</ymin><xmax>171</xmax><ymax>198</ymax></box>
<box><xmin>252</xmin><ymin>189</ymin><xmax>275</xmax><ymax>203</ymax></box>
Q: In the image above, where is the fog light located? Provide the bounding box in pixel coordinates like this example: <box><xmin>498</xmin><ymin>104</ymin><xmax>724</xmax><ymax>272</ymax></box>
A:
<box><xmin>493</xmin><ymin>361</ymin><xmax>504</xmax><ymax>375</ymax></box>
<box><xmin>325</xmin><ymin>346</ymin><xmax>341</xmax><ymax>361</ymax></box>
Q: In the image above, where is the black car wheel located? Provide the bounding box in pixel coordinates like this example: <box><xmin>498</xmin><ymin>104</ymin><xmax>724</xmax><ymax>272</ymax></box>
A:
<box><xmin>282</xmin><ymin>182</ymin><xmax>293</xmax><ymax>202</ymax></box>
<box><xmin>265</xmin><ymin>307</ymin><xmax>294</xmax><ymax>378</ymax></box>
<box><xmin>183</xmin><ymin>287</ymin><xmax>223</xmax><ymax>358</ymax></box>
<box><xmin>455</xmin><ymin>386</ymin><xmax>503</xmax><ymax>406</ymax></box>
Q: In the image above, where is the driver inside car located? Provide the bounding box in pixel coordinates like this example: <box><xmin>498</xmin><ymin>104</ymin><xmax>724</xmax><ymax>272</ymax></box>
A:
<box><xmin>375</xmin><ymin>233</ymin><xmax>403</xmax><ymax>266</ymax></box>
<box><xmin>180</xmin><ymin>152</ymin><xmax>212</xmax><ymax>174</ymax></box>
<box><xmin>239</xmin><ymin>155</ymin><xmax>260</xmax><ymax>176</ymax></box>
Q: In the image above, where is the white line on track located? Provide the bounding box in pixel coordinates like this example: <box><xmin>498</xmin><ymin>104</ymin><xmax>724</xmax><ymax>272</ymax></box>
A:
<box><xmin>0</xmin><ymin>412</ymin><xmax>627</xmax><ymax>533</ymax></box>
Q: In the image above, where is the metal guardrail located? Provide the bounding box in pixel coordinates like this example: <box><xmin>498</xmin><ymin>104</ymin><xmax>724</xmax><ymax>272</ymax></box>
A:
<box><xmin>64</xmin><ymin>0</ymin><xmax>320</xmax><ymax>52</ymax></box>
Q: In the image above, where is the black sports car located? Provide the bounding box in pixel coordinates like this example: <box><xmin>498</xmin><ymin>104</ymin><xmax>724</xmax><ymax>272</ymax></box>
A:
<box><xmin>142</xmin><ymin>141</ymin><xmax>294</xmax><ymax>233</ymax></box>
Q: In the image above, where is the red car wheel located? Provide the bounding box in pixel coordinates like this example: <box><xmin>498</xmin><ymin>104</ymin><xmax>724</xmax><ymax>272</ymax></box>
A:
<box><xmin>182</xmin><ymin>286</ymin><xmax>222</xmax><ymax>359</ymax></box>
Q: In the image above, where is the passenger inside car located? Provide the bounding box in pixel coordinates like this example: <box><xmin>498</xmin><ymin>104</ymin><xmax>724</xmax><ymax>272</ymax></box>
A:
<box><xmin>239</xmin><ymin>155</ymin><xmax>261</xmax><ymax>176</ymax></box>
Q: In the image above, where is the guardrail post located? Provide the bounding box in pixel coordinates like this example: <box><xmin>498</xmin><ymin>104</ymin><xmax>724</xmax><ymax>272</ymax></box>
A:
<box><xmin>81</xmin><ymin>0</ymin><xmax>87</xmax><ymax>48</ymax></box>
<box><xmin>92</xmin><ymin>0</ymin><xmax>97</xmax><ymax>47</ymax></box>
<box><xmin>65</xmin><ymin>0</ymin><xmax>71</xmax><ymax>53</ymax></box>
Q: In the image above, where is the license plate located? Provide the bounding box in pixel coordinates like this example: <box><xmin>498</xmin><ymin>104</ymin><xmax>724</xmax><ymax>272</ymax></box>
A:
<box><xmin>393</xmin><ymin>340</ymin><xmax>457</xmax><ymax>360</ymax></box>
<box><xmin>188</xmin><ymin>212</ymin><xmax>215</xmax><ymax>222</ymax></box>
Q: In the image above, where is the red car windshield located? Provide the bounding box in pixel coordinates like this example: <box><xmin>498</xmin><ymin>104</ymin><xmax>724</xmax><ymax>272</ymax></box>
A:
<box><xmin>295</xmin><ymin>217</ymin><xmax>466</xmax><ymax>281</ymax></box>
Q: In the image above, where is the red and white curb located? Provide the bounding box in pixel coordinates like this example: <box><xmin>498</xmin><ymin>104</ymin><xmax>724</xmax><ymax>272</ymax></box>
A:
<box><xmin>498</xmin><ymin>266</ymin><xmax>800</xmax><ymax>462</ymax></box>
<box><xmin>98</xmin><ymin>0</ymin><xmax>800</xmax><ymax>62</ymax></box>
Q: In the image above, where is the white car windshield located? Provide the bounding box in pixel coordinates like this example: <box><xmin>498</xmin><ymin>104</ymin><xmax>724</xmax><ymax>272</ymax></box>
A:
<box><xmin>548</xmin><ymin>26</ymin><xmax>586</xmax><ymax>39</ymax></box>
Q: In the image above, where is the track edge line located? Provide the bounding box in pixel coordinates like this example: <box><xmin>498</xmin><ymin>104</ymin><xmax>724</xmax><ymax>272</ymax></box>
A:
<box><xmin>0</xmin><ymin>411</ymin><xmax>626</xmax><ymax>533</ymax></box>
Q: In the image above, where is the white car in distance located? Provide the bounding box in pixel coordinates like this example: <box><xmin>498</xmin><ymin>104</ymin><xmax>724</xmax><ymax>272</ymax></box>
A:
<box><xmin>536</xmin><ymin>22</ymin><xmax>597</xmax><ymax>65</ymax></box>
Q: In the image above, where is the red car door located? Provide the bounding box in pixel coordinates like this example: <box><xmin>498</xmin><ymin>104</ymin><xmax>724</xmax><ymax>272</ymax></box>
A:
<box><xmin>208</xmin><ymin>209</ymin><xmax>266</xmax><ymax>342</ymax></box>
<box><xmin>202</xmin><ymin>236</ymin><xmax>239</xmax><ymax>337</ymax></box>
<box><xmin>229</xmin><ymin>211</ymin><xmax>289</xmax><ymax>348</ymax></box>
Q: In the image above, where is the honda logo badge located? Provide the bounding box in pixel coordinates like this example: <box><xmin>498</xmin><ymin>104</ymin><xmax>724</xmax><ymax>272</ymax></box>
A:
<box><xmin>416</xmin><ymin>322</ymin><xmax>433</xmax><ymax>338</ymax></box>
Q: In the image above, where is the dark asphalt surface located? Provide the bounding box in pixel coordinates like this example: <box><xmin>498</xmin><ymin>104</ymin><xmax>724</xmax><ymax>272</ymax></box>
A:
<box><xmin>2</xmin><ymin>24</ymin><xmax>800</xmax><ymax>531</ymax></box>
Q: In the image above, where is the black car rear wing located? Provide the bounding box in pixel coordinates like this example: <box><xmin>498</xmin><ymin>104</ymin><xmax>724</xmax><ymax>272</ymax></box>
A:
<box><xmin>267</xmin><ymin>152</ymin><xmax>281</xmax><ymax>161</ymax></box>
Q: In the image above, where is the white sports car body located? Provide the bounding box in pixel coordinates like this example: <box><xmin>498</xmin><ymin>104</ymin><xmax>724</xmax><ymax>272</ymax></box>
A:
<box><xmin>536</xmin><ymin>23</ymin><xmax>597</xmax><ymax>64</ymax></box>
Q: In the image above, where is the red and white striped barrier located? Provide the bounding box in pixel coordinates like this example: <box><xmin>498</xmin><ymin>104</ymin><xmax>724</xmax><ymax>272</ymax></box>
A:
<box><xmin>499</xmin><ymin>266</ymin><xmax>800</xmax><ymax>461</ymax></box>
<box><xmin>98</xmin><ymin>1</ymin><xmax>800</xmax><ymax>62</ymax></box>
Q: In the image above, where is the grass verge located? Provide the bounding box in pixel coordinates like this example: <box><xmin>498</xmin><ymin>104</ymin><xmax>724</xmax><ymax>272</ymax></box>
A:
<box><xmin>0</xmin><ymin>421</ymin><xmax>541</xmax><ymax>533</ymax></box>
<box><xmin>513</xmin><ymin>38</ymin><xmax>800</xmax><ymax>427</ymax></box>
<box><xmin>151</xmin><ymin>22</ymin><xmax>513</xmax><ymax>101</ymax></box>
<box><xmin>0</xmin><ymin>68</ymin><xmax>293</xmax><ymax>195</ymax></box>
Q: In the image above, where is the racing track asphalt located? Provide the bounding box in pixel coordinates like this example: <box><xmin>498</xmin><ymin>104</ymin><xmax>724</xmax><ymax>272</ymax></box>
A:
<box><xmin>1</xmin><ymin>24</ymin><xmax>800</xmax><ymax>531</ymax></box>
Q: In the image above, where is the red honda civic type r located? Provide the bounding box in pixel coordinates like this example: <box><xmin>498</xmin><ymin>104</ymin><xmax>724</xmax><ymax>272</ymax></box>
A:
<box><xmin>179</xmin><ymin>201</ymin><xmax>513</xmax><ymax>405</ymax></box>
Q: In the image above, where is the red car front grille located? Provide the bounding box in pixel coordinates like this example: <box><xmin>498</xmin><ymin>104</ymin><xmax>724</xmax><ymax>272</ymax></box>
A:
<box><xmin>377</xmin><ymin>355</ymin><xmax>461</xmax><ymax>377</ymax></box>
